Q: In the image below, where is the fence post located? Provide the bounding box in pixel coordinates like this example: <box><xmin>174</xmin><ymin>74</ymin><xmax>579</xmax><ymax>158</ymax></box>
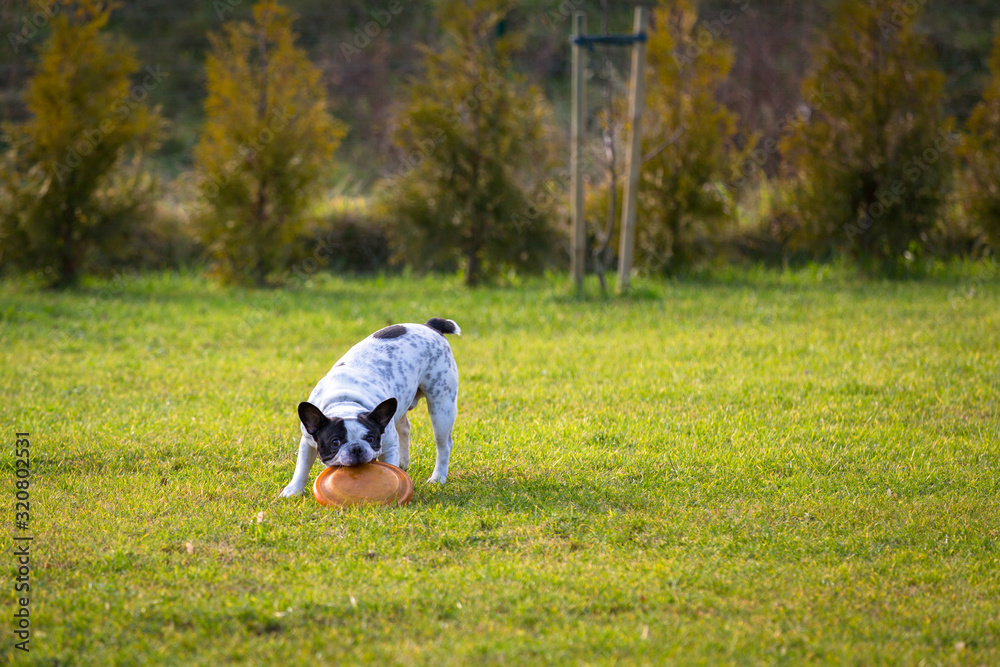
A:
<box><xmin>617</xmin><ymin>5</ymin><xmax>647</xmax><ymax>293</ymax></box>
<box><xmin>571</xmin><ymin>12</ymin><xmax>586</xmax><ymax>293</ymax></box>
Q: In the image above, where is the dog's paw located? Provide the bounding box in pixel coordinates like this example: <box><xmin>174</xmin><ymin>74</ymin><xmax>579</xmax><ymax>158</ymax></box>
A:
<box><xmin>279</xmin><ymin>483</ymin><xmax>307</xmax><ymax>498</ymax></box>
<box><xmin>425</xmin><ymin>474</ymin><xmax>447</xmax><ymax>485</ymax></box>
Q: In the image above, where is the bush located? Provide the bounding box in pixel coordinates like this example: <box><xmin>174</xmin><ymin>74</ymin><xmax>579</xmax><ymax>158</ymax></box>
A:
<box><xmin>725</xmin><ymin>177</ymin><xmax>805</xmax><ymax>267</ymax></box>
<box><xmin>378</xmin><ymin>0</ymin><xmax>560</xmax><ymax>286</ymax></box>
<box><xmin>633</xmin><ymin>0</ymin><xmax>752</xmax><ymax>274</ymax></box>
<box><xmin>194</xmin><ymin>0</ymin><xmax>345</xmax><ymax>286</ymax></box>
<box><xmin>962</xmin><ymin>31</ymin><xmax>1000</xmax><ymax>252</ymax></box>
<box><xmin>293</xmin><ymin>212</ymin><xmax>393</xmax><ymax>277</ymax></box>
<box><xmin>780</xmin><ymin>0</ymin><xmax>956</xmax><ymax>272</ymax></box>
<box><xmin>0</xmin><ymin>0</ymin><xmax>162</xmax><ymax>287</ymax></box>
<box><xmin>104</xmin><ymin>198</ymin><xmax>204</xmax><ymax>273</ymax></box>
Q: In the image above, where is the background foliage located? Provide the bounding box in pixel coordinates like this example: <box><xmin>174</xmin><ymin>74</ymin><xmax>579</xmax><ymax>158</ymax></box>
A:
<box><xmin>2</xmin><ymin>0</ymin><xmax>1000</xmax><ymax>283</ymax></box>
<box><xmin>780</xmin><ymin>0</ymin><xmax>955</xmax><ymax>272</ymax></box>
<box><xmin>0</xmin><ymin>0</ymin><xmax>162</xmax><ymax>287</ymax></box>
<box><xmin>634</xmin><ymin>0</ymin><xmax>751</xmax><ymax>273</ymax></box>
<box><xmin>379</xmin><ymin>0</ymin><xmax>559</xmax><ymax>286</ymax></box>
<box><xmin>962</xmin><ymin>33</ymin><xmax>1000</xmax><ymax>251</ymax></box>
<box><xmin>194</xmin><ymin>0</ymin><xmax>344</xmax><ymax>286</ymax></box>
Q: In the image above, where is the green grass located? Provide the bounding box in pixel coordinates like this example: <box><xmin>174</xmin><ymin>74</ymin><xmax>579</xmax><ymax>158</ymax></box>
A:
<box><xmin>2</xmin><ymin>266</ymin><xmax>999</xmax><ymax>665</ymax></box>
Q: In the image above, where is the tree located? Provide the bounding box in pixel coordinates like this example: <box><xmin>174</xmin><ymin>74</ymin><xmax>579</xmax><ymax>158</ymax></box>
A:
<box><xmin>194</xmin><ymin>0</ymin><xmax>344</xmax><ymax>286</ymax></box>
<box><xmin>379</xmin><ymin>0</ymin><xmax>559</xmax><ymax>287</ymax></box>
<box><xmin>780</xmin><ymin>0</ymin><xmax>955</xmax><ymax>271</ymax></box>
<box><xmin>633</xmin><ymin>0</ymin><xmax>750</xmax><ymax>273</ymax></box>
<box><xmin>0</xmin><ymin>0</ymin><xmax>162</xmax><ymax>288</ymax></box>
<box><xmin>962</xmin><ymin>31</ymin><xmax>1000</xmax><ymax>251</ymax></box>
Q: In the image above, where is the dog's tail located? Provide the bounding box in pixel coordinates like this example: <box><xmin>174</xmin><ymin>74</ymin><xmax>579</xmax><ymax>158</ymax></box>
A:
<box><xmin>425</xmin><ymin>318</ymin><xmax>462</xmax><ymax>336</ymax></box>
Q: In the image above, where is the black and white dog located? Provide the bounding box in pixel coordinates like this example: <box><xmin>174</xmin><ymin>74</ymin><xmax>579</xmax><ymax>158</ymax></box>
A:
<box><xmin>279</xmin><ymin>318</ymin><xmax>461</xmax><ymax>497</ymax></box>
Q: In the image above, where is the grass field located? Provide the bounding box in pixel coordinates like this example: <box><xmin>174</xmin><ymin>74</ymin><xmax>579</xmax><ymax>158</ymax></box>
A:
<box><xmin>2</xmin><ymin>266</ymin><xmax>999</xmax><ymax>665</ymax></box>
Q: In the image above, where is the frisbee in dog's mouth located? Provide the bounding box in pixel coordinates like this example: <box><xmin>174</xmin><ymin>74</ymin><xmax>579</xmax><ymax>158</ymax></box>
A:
<box><xmin>312</xmin><ymin>461</ymin><xmax>414</xmax><ymax>508</ymax></box>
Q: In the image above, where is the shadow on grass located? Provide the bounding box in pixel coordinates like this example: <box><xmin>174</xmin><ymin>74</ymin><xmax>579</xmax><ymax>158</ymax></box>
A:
<box><xmin>411</xmin><ymin>465</ymin><xmax>663</xmax><ymax>515</ymax></box>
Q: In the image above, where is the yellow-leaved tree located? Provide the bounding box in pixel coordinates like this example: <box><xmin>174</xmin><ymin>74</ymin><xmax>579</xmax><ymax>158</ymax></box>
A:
<box><xmin>194</xmin><ymin>0</ymin><xmax>345</xmax><ymax>286</ymax></box>
<box><xmin>780</xmin><ymin>0</ymin><xmax>954</xmax><ymax>272</ymax></box>
<box><xmin>0</xmin><ymin>0</ymin><xmax>162</xmax><ymax>287</ymax></box>
<box><xmin>962</xmin><ymin>31</ymin><xmax>1000</xmax><ymax>251</ymax></box>
<box><xmin>635</xmin><ymin>0</ymin><xmax>751</xmax><ymax>273</ymax></box>
<box><xmin>379</xmin><ymin>0</ymin><xmax>559</xmax><ymax>287</ymax></box>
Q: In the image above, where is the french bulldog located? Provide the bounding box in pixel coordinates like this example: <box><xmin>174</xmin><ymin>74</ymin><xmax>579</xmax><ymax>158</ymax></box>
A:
<box><xmin>279</xmin><ymin>318</ymin><xmax>461</xmax><ymax>497</ymax></box>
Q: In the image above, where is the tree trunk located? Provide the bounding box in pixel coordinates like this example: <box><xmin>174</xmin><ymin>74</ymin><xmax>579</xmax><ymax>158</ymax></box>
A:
<box><xmin>55</xmin><ymin>214</ymin><xmax>79</xmax><ymax>289</ymax></box>
<box><xmin>253</xmin><ymin>19</ymin><xmax>269</xmax><ymax>288</ymax></box>
<box><xmin>465</xmin><ymin>239</ymin><xmax>481</xmax><ymax>287</ymax></box>
<box><xmin>56</xmin><ymin>249</ymin><xmax>78</xmax><ymax>289</ymax></box>
<box><xmin>254</xmin><ymin>178</ymin><xmax>268</xmax><ymax>287</ymax></box>
<box><xmin>857</xmin><ymin>171</ymin><xmax>878</xmax><ymax>260</ymax></box>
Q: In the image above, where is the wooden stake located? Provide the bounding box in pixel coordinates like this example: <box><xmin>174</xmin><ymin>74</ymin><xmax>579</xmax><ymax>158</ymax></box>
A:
<box><xmin>617</xmin><ymin>6</ymin><xmax>647</xmax><ymax>293</ymax></box>
<box><xmin>571</xmin><ymin>12</ymin><xmax>586</xmax><ymax>293</ymax></box>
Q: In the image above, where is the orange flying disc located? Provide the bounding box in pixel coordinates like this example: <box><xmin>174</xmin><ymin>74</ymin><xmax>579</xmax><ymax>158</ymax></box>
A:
<box><xmin>312</xmin><ymin>461</ymin><xmax>414</xmax><ymax>508</ymax></box>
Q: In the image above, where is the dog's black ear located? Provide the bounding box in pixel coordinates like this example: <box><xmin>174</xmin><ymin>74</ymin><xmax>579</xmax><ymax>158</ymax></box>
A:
<box><xmin>367</xmin><ymin>398</ymin><xmax>398</xmax><ymax>433</ymax></box>
<box><xmin>298</xmin><ymin>402</ymin><xmax>329</xmax><ymax>437</ymax></box>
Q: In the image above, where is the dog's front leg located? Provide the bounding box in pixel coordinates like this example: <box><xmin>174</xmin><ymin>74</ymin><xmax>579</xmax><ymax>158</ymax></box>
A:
<box><xmin>280</xmin><ymin>435</ymin><xmax>317</xmax><ymax>497</ymax></box>
<box><xmin>395</xmin><ymin>414</ymin><xmax>411</xmax><ymax>470</ymax></box>
<box><xmin>378</xmin><ymin>427</ymin><xmax>401</xmax><ymax>467</ymax></box>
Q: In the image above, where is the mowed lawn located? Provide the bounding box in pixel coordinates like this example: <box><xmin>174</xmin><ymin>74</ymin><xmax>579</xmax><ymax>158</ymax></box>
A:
<box><xmin>2</xmin><ymin>267</ymin><xmax>998</xmax><ymax>665</ymax></box>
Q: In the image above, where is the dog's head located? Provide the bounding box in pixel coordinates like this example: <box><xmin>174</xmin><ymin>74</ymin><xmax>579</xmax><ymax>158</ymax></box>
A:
<box><xmin>298</xmin><ymin>398</ymin><xmax>397</xmax><ymax>467</ymax></box>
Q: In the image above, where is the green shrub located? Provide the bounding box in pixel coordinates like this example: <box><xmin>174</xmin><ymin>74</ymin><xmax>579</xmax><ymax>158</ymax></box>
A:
<box><xmin>194</xmin><ymin>0</ymin><xmax>345</xmax><ymax>286</ymax></box>
<box><xmin>780</xmin><ymin>0</ymin><xmax>956</xmax><ymax>272</ymax></box>
<box><xmin>293</xmin><ymin>213</ymin><xmax>393</xmax><ymax>277</ymax></box>
<box><xmin>962</xmin><ymin>31</ymin><xmax>1000</xmax><ymax>252</ymax></box>
<box><xmin>378</xmin><ymin>0</ymin><xmax>560</xmax><ymax>286</ymax></box>
<box><xmin>106</xmin><ymin>196</ymin><xmax>204</xmax><ymax>273</ymax></box>
<box><xmin>0</xmin><ymin>0</ymin><xmax>162</xmax><ymax>287</ymax></box>
<box><xmin>726</xmin><ymin>176</ymin><xmax>805</xmax><ymax>267</ymax></box>
<box><xmin>633</xmin><ymin>0</ymin><xmax>752</xmax><ymax>274</ymax></box>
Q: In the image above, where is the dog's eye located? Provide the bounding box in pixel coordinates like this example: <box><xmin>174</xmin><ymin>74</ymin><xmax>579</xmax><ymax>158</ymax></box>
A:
<box><xmin>363</xmin><ymin>434</ymin><xmax>374</xmax><ymax>443</ymax></box>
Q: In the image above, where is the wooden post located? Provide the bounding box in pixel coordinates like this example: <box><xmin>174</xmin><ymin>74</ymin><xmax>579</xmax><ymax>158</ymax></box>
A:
<box><xmin>617</xmin><ymin>6</ymin><xmax>647</xmax><ymax>293</ymax></box>
<box><xmin>571</xmin><ymin>12</ymin><xmax>586</xmax><ymax>293</ymax></box>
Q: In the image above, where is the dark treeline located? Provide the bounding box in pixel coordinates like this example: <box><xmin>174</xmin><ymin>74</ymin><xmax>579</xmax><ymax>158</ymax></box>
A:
<box><xmin>2</xmin><ymin>1</ymin><xmax>1000</xmax><ymax>287</ymax></box>
<box><xmin>3</xmin><ymin>1</ymin><xmax>998</xmax><ymax>176</ymax></box>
